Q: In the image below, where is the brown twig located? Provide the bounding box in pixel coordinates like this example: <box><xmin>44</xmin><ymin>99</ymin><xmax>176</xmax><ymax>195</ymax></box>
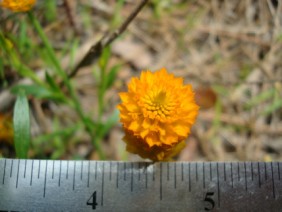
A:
<box><xmin>63</xmin><ymin>0</ymin><xmax>79</xmax><ymax>35</ymax></box>
<box><xmin>68</xmin><ymin>0</ymin><xmax>149</xmax><ymax>78</ymax></box>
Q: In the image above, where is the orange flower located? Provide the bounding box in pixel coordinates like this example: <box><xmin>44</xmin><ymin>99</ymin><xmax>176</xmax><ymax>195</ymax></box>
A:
<box><xmin>117</xmin><ymin>68</ymin><xmax>199</xmax><ymax>161</ymax></box>
<box><xmin>0</xmin><ymin>0</ymin><xmax>36</xmax><ymax>12</ymax></box>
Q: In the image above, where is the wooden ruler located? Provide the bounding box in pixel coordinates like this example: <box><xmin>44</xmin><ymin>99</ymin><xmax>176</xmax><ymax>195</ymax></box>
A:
<box><xmin>0</xmin><ymin>159</ymin><xmax>281</xmax><ymax>211</ymax></box>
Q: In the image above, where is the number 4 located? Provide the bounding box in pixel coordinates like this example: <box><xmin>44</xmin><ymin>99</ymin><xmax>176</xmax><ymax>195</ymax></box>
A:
<box><xmin>87</xmin><ymin>191</ymin><xmax>98</xmax><ymax>210</ymax></box>
<box><xmin>204</xmin><ymin>192</ymin><xmax>215</xmax><ymax>211</ymax></box>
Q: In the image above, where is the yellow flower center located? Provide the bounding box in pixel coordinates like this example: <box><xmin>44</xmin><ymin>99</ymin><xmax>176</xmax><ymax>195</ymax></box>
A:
<box><xmin>141</xmin><ymin>89</ymin><xmax>175</xmax><ymax>121</ymax></box>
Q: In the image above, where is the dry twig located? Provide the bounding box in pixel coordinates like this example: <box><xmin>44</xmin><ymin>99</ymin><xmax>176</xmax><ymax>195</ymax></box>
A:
<box><xmin>68</xmin><ymin>0</ymin><xmax>149</xmax><ymax>78</ymax></box>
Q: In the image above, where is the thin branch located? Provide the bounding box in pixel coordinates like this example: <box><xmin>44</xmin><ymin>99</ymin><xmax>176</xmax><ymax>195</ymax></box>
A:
<box><xmin>63</xmin><ymin>0</ymin><xmax>79</xmax><ymax>35</ymax></box>
<box><xmin>68</xmin><ymin>0</ymin><xmax>149</xmax><ymax>78</ymax></box>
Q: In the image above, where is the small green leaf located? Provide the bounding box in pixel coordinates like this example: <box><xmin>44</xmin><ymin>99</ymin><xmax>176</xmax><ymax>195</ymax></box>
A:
<box><xmin>263</xmin><ymin>97</ymin><xmax>282</xmax><ymax>115</ymax></box>
<box><xmin>45</xmin><ymin>71</ymin><xmax>60</xmax><ymax>92</ymax></box>
<box><xmin>11</xmin><ymin>84</ymin><xmax>65</xmax><ymax>101</ymax></box>
<box><xmin>11</xmin><ymin>84</ymin><xmax>50</xmax><ymax>97</ymax></box>
<box><xmin>246</xmin><ymin>88</ymin><xmax>275</xmax><ymax>109</ymax></box>
<box><xmin>13</xmin><ymin>91</ymin><xmax>30</xmax><ymax>159</ymax></box>
<box><xmin>99</xmin><ymin>47</ymin><xmax>111</xmax><ymax>71</ymax></box>
<box><xmin>105</xmin><ymin>64</ymin><xmax>120</xmax><ymax>89</ymax></box>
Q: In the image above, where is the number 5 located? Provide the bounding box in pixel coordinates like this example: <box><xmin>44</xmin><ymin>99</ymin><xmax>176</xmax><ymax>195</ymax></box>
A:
<box><xmin>204</xmin><ymin>192</ymin><xmax>215</xmax><ymax>211</ymax></box>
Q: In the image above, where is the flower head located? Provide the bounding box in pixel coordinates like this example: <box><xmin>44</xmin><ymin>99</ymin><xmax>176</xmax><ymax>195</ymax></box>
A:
<box><xmin>117</xmin><ymin>68</ymin><xmax>199</xmax><ymax>161</ymax></box>
<box><xmin>0</xmin><ymin>0</ymin><xmax>36</xmax><ymax>12</ymax></box>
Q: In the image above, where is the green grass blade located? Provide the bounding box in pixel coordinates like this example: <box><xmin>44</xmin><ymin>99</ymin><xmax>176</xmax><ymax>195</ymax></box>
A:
<box><xmin>13</xmin><ymin>91</ymin><xmax>30</xmax><ymax>159</ymax></box>
<box><xmin>105</xmin><ymin>64</ymin><xmax>121</xmax><ymax>89</ymax></box>
<box><xmin>246</xmin><ymin>88</ymin><xmax>275</xmax><ymax>109</ymax></box>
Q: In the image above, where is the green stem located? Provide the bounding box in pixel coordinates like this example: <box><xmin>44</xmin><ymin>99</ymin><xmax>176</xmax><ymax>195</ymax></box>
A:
<box><xmin>98</xmin><ymin>68</ymin><xmax>106</xmax><ymax>122</ymax></box>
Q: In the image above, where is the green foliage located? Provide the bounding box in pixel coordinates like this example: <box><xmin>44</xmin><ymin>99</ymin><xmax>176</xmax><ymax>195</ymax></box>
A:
<box><xmin>43</xmin><ymin>0</ymin><xmax>57</xmax><ymax>22</ymax></box>
<box><xmin>111</xmin><ymin>0</ymin><xmax>126</xmax><ymax>28</ymax></box>
<box><xmin>0</xmin><ymin>6</ymin><xmax>121</xmax><ymax>160</ymax></box>
<box><xmin>0</xmin><ymin>32</ymin><xmax>43</xmax><ymax>85</ymax></box>
<box><xmin>0</xmin><ymin>57</ymin><xmax>4</xmax><ymax>87</ymax></box>
<box><xmin>33</xmin><ymin>123</ymin><xmax>80</xmax><ymax>159</ymax></box>
<box><xmin>246</xmin><ymin>87</ymin><xmax>282</xmax><ymax>115</ymax></box>
<box><xmin>105</xmin><ymin>65</ymin><xmax>121</xmax><ymax>89</ymax></box>
<box><xmin>246</xmin><ymin>88</ymin><xmax>275</xmax><ymax>109</ymax></box>
<box><xmin>151</xmin><ymin>0</ymin><xmax>173</xmax><ymax>17</ymax></box>
<box><xmin>97</xmin><ymin>47</ymin><xmax>121</xmax><ymax>118</ymax></box>
<box><xmin>13</xmin><ymin>91</ymin><xmax>30</xmax><ymax>159</ymax></box>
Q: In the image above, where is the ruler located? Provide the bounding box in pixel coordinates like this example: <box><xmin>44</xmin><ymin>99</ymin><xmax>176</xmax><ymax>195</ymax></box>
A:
<box><xmin>0</xmin><ymin>159</ymin><xmax>281</xmax><ymax>212</ymax></box>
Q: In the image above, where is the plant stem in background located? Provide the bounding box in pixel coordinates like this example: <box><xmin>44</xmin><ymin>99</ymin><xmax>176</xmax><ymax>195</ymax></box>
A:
<box><xmin>27</xmin><ymin>12</ymin><xmax>105</xmax><ymax>159</ymax></box>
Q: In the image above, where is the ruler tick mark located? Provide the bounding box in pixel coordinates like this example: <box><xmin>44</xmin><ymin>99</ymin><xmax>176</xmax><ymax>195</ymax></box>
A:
<box><xmin>95</xmin><ymin>161</ymin><xmax>97</xmax><ymax>180</ymax></box>
<box><xmin>81</xmin><ymin>161</ymin><xmax>83</xmax><ymax>180</ymax></box>
<box><xmin>251</xmin><ymin>162</ymin><xmax>254</xmax><ymax>181</ymax></box>
<box><xmin>109</xmin><ymin>161</ymin><xmax>112</xmax><ymax>181</ymax></box>
<box><xmin>30</xmin><ymin>160</ymin><xmax>34</xmax><ymax>186</ymax></box>
<box><xmin>138</xmin><ymin>163</ymin><xmax>141</xmax><ymax>181</ymax></box>
<box><xmin>152</xmin><ymin>164</ymin><xmax>155</xmax><ymax>181</ymax></box>
<box><xmin>167</xmin><ymin>163</ymin><xmax>169</xmax><ymax>181</ymax></box>
<box><xmin>116</xmin><ymin>162</ymin><xmax>119</xmax><ymax>188</ymax></box>
<box><xmin>196</xmin><ymin>163</ymin><xmax>198</xmax><ymax>181</ymax></box>
<box><xmin>87</xmin><ymin>161</ymin><xmax>90</xmax><ymax>187</ymax></box>
<box><xmin>209</xmin><ymin>162</ymin><xmax>212</xmax><ymax>180</ymax></box>
<box><xmin>189</xmin><ymin>163</ymin><xmax>191</xmax><ymax>192</ymax></box>
<box><xmin>16</xmin><ymin>160</ymin><xmax>20</xmax><ymax>188</ymax></box>
<box><xmin>10</xmin><ymin>159</ymin><xmax>13</xmax><ymax>178</ymax></box>
<box><xmin>24</xmin><ymin>159</ymin><xmax>27</xmax><ymax>178</ymax></box>
<box><xmin>258</xmin><ymin>162</ymin><xmax>261</xmax><ymax>188</ymax></box>
<box><xmin>203</xmin><ymin>162</ymin><xmax>205</xmax><ymax>188</ymax></box>
<box><xmin>181</xmin><ymin>162</ymin><xmax>184</xmax><ymax>181</ymax></box>
<box><xmin>237</xmin><ymin>162</ymin><xmax>240</xmax><ymax>181</ymax></box>
<box><xmin>101</xmin><ymin>162</ymin><xmax>105</xmax><ymax>206</ymax></box>
<box><xmin>131</xmin><ymin>163</ymin><xmax>133</xmax><ymax>192</ymax></box>
<box><xmin>43</xmin><ymin>160</ymin><xmax>47</xmax><ymax>197</ymax></box>
<box><xmin>38</xmin><ymin>160</ymin><xmax>41</xmax><ymax>178</ymax></box>
<box><xmin>278</xmin><ymin>162</ymin><xmax>281</xmax><ymax>180</ymax></box>
<box><xmin>2</xmin><ymin>159</ymin><xmax>6</xmax><ymax>185</ymax></box>
<box><xmin>145</xmin><ymin>164</ymin><xmax>148</xmax><ymax>188</ymax></box>
<box><xmin>271</xmin><ymin>162</ymin><xmax>275</xmax><ymax>199</ymax></box>
<box><xmin>124</xmin><ymin>163</ymin><xmax>126</xmax><ymax>181</ymax></box>
<box><xmin>160</xmin><ymin>163</ymin><xmax>163</xmax><ymax>200</ymax></box>
<box><xmin>223</xmin><ymin>163</ymin><xmax>226</xmax><ymax>181</ymax></box>
<box><xmin>217</xmin><ymin>163</ymin><xmax>220</xmax><ymax>207</ymax></box>
<box><xmin>73</xmin><ymin>161</ymin><xmax>76</xmax><ymax>190</ymax></box>
<box><xmin>52</xmin><ymin>160</ymin><xmax>55</xmax><ymax>179</ymax></box>
<box><xmin>264</xmin><ymin>162</ymin><xmax>267</xmax><ymax>180</ymax></box>
<box><xmin>231</xmin><ymin>163</ymin><xmax>234</xmax><ymax>188</ymax></box>
<box><xmin>174</xmin><ymin>163</ymin><xmax>177</xmax><ymax>189</ymax></box>
<box><xmin>244</xmin><ymin>162</ymin><xmax>247</xmax><ymax>191</ymax></box>
<box><xmin>66</xmin><ymin>161</ymin><xmax>69</xmax><ymax>179</ymax></box>
<box><xmin>59</xmin><ymin>160</ymin><xmax>62</xmax><ymax>187</ymax></box>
